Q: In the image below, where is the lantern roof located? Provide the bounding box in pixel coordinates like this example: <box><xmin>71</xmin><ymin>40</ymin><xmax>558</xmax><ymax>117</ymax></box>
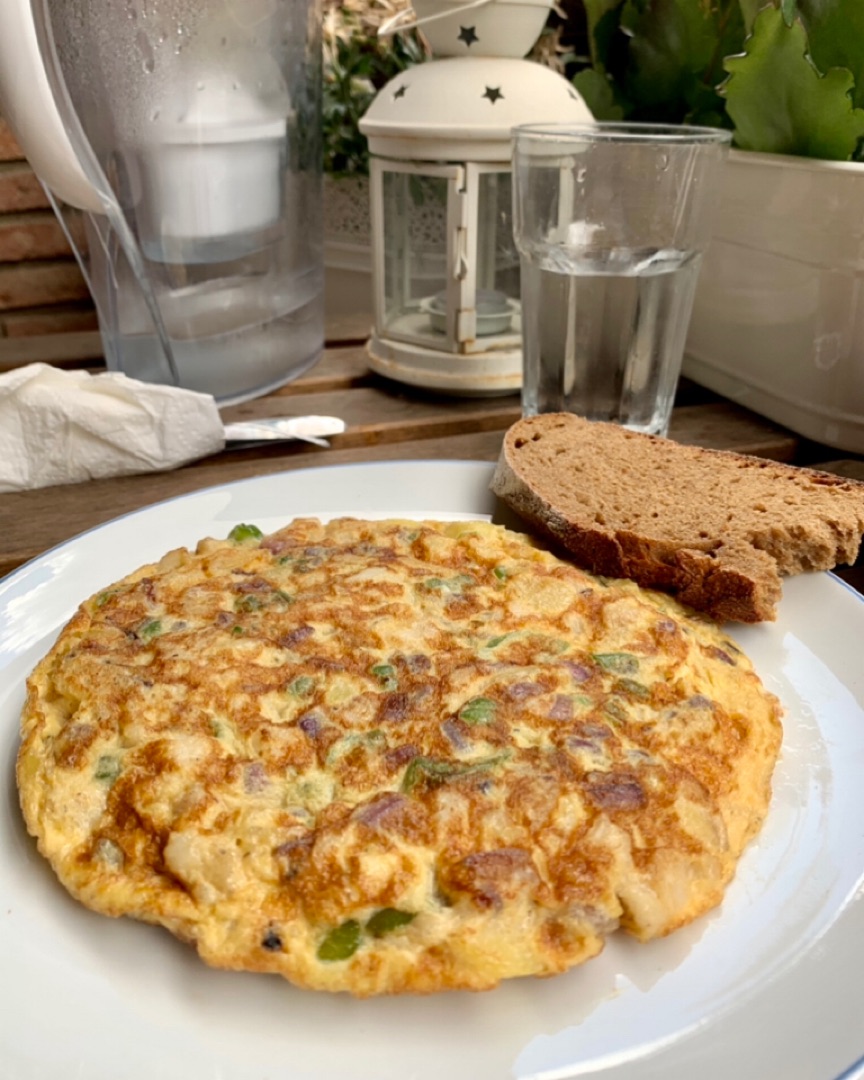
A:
<box><xmin>360</xmin><ymin>57</ymin><xmax>592</xmax><ymax>162</ymax></box>
<box><xmin>408</xmin><ymin>0</ymin><xmax>553</xmax><ymax>60</ymax></box>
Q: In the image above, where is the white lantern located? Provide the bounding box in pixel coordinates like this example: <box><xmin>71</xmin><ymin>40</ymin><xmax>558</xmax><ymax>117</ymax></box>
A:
<box><xmin>359</xmin><ymin>0</ymin><xmax>592</xmax><ymax>395</ymax></box>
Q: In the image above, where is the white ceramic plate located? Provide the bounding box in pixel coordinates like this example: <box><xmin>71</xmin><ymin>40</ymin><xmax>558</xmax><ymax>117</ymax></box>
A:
<box><xmin>2</xmin><ymin>461</ymin><xmax>863</xmax><ymax>1080</ymax></box>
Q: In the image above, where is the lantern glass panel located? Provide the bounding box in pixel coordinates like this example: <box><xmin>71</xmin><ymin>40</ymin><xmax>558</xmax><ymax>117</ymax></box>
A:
<box><xmin>475</xmin><ymin>169</ymin><xmax>521</xmax><ymax>339</ymax></box>
<box><xmin>381</xmin><ymin>169</ymin><xmax>450</xmax><ymax>343</ymax></box>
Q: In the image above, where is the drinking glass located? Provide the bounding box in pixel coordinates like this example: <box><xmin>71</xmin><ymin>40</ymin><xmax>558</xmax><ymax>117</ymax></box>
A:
<box><xmin>512</xmin><ymin>122</ymin><xmax>731</xmax><ymax>436</ymax></box>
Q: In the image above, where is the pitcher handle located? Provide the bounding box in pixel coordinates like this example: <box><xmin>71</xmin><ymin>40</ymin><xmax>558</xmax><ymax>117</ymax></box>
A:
<box><xmin>0</xmin><ymin>0</ymin><xmax>102</xmax><ymax>211</ymax></box>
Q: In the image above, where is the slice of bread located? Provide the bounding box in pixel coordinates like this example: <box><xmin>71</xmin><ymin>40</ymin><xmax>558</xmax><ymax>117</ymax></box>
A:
<box><xmin>491</xmin><ymin>413</ymin><xmax>864</xmax><ymax>622</ymax></box>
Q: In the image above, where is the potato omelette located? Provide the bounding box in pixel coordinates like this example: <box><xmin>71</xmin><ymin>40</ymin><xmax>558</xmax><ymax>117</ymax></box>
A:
<box><xmin>17</xmin><ymin>518</ymin><xmax>782</xmax><ymax>995</ymax></box>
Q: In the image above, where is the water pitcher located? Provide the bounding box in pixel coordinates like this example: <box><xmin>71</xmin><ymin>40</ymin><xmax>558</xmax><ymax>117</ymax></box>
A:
<box><xmin>0</xmin><ymin>0</ymin><xmax>323</xmax><ymax>404</ymax></box>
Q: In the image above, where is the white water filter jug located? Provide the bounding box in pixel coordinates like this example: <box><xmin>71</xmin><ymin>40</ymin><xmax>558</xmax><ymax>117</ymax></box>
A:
<box><xmin>0</xmin><ymin>0</ymin><xmax>323</xmax><ymax>404</ymax></box>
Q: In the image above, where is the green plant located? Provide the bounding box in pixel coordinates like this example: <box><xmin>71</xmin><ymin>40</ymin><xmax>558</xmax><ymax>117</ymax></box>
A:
<box><xmin>322</xmin><ymin>0</ymin><xmax>864</xmax><ymax>171</ymax></box>
<box><xmin>322</xmin><ymin>0</ymin><xmax>430</xmax><ymax>177</ymax></box>
<box><xmin>560</xmin><ymin>0</ymin><xmax>864</xmax><ymax>160</ymax></box>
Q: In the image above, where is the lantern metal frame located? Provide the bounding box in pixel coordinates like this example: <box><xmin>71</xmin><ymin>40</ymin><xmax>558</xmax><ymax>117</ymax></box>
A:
<box><xmin>369</xmin><ymin>157</ymin><xmax>521</xmax><ymax>358</ymax></box>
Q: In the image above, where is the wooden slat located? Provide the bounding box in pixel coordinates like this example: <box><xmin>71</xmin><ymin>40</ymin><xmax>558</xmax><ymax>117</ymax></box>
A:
<box><xmin>0</xmin><ymin>259</ymin><xmax>90</xmax><ymax>311</ymax></box>
<box><xmin>0</xmin><ymin>398</ymin><xmax>805</xmax><ymax>579</ymax></box>
<box><xmin>220</xmin><ymin>378</ymin><xmax>521</xmax><ymax>446</ymax></box>
<box><xmin>232</xmin><ymin>344</ymin><xmax>375</xmax><ymax>395</ymax></box>
<box><xmin>0</xmin><ymin>429</ymin><xmax>507</xmax><ymax>578</ymax></box>
<box><xmin>1</xmin><ymin>304</ymin><xmax>98</xmax><ymax>338</ymax></box>
<box><xmin>0</xmin><ymin>328</ymin><xmax>103</xmax><ymax>369</ymax></box>
<box><xmin>0</xmin><ymin>117</ymin><xmax>23</xmax><ymax>162</ymax></box>
<box><xmin>669</xmin><ymin>402</ymin><xmax>799</xmax><ymax>460</ymax></box>
<box><xmin>813</xmin><ymin>459</ymin><xmax>864</xmax><ymax>482</ymax></box>
<box><xmin>0</xmin><ymin>160</ymin><xmax>51</xmax><ymax>212</ymax></box>
<box><xmin>323</xmin><ymin>310</ymin><xmax>374</xmax><ymax>345</ymax></box>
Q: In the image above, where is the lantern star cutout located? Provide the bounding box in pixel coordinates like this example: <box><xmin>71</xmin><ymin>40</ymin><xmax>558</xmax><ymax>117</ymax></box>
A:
<box><xmin>458</xmin><ymin>25</ymin><xmax>479</xmax><ymax>46</ymax></box>
<box><xmin>483</xmin><ymin>86</ymin><xmax>503</xmax><ymax>104</ymax></box>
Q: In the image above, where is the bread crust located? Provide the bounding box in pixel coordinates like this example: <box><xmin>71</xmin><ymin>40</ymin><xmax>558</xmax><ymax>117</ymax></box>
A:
<box><xmin>492</xmin><ymin>414</ymin><xmax>864</xmax><ymax>622</ymax></box>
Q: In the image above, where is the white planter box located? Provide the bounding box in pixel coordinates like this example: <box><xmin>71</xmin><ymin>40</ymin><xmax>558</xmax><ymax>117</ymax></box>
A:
<box><xmin>684</xmin><ymin>149</ymin><xmax>864</xmax><ymax>453</ymax></box>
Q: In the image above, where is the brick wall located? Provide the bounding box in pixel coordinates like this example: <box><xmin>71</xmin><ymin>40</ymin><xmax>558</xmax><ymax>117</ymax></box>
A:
<box><xmin>0</xmin><ymin>114</ymin><xmax>98</xmax><ymax>345</ymax></box>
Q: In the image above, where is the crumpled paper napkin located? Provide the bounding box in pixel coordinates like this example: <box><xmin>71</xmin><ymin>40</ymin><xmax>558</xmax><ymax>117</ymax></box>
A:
<box><xmin>0</xmin><ymin>364</ymin><xmax>226</xmax><ymax>493</ymax></box>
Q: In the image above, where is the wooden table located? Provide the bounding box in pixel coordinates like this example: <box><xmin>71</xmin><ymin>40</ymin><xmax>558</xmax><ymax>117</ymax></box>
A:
<box><xmin>2</xmin><ymin>315</ymin><xmax>864</xmax><ymax>596</ymax></box>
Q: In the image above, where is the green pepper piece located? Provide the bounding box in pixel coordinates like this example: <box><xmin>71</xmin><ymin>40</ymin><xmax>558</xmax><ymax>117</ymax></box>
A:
<box><xmin>317</xmin><ymin>920</ymin><xmax>361</xmax><ymax>962</ymax></box>
<box><xmin>422</xmin><ymin>574</ymin><xmax>474</xmax><ymax>594</ymax></box>
<box><xmin>234</xmin><ymin>595</ymin><xmax>263</xmax><ymax>613</ymax></box>
<box><xmin>593</xmin><ymin>652</ymin><xmax>640</xmax><ymax>675</ymax></box>
<box><xmin>366</xmin><ymin>908</ymin><xmax>416</xmax><ymax>937</ymax></box>
<box><xmin>459</xmin><ymin>697</ymin><xmax>497</xmax><ymax>725</ymax></box>
<box><xmin>402</xmin><ymin>757</ymin><xmax>458</xmax><ymax>791</ymax></box>
<box><xmin>290</xmin><ymin>675</ymin><xmax>315</xmax><ymax>697</ymax></box>
<box><xmin>493</xmin><ymin>566</ymin><xmax>510</xmax><ymax>581</ymax></box>
<box><xmin>604</xmin><ymin>700</ymin><xmax>629</xmax><ymax>724</ymax></box>
<box><xmin>94</xmin><ymin>755</ymin><xmax>121</xmax><ymax>784</ymax></box>
<box><xmin>401</xmin><ymin>752</ymin><xmax>509</xmax><ymax>793</ymax></box>
<box><xmin>370</xmin><ymin>663</ymin><xmax>398</xmax><ymax>691</ymax></box>
<box><xmin>614</xmin><ymin>678</ymin><xmax>651</xmax><ymax>700</ymax></box>
<box><xmin>228</xmin><ymin>523</ymin><xmax>263</xmax><ymax>542</ymax></box>
<box><xmin>138</xmin><ymin>619</ymin><xmax>162</xmax><ymax>643</ymax></box>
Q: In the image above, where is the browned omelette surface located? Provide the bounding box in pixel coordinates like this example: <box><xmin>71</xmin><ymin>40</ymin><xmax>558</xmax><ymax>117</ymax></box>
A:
<box><xmin>17</xmin><ymin>518</ymin><xmax>782</xmax><ymax>995</ymax></box>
